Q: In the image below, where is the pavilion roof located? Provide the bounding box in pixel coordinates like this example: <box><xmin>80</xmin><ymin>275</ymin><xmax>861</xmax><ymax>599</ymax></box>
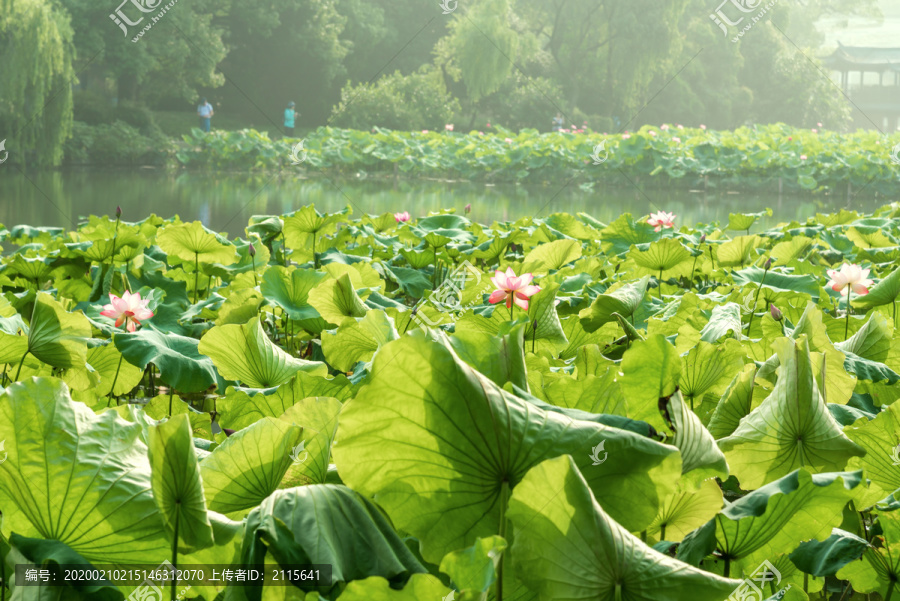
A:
<box><xmin>824</xmin><ymin>43</ymin><xmax>900</xmax><ymax>71</ymax></box>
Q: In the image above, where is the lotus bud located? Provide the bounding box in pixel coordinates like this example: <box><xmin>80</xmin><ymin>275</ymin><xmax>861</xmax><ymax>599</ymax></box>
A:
<box><xmin>465</xmin><ymin>203</ymin><xmax>472</xmax><ymax>214</ymax></box>
<box><xmin>764</xmin><ymin>257</ymin><xmax>773</xmax><ymax>271</ymax></box>
<box><xmin>248</xmin><ymin>243</ymin><xmax>256</xmax><ymax>257</ymax></box>
<box><xmin>532</xmin><ymin>319</ymin><xmax>538</xmax><ymax>332</ymax></box>
<box><xmin>115</xmin><ymin>206</ymin><xmax>122</xmax><ymax>218</ymax></box>
<box><xmin>770</xmin><ymin>304</ymin><xmax>783</xmax><ymax>322</ymax></box>
<box><xmin>223</xmin><ymin>428</ymin><xmax>236</xmax><ymax>437</ymax></box>
<box><xmin>700</xmin><ymin>233</ymin><xmax>706</xmax><ymax>244</ymax></box>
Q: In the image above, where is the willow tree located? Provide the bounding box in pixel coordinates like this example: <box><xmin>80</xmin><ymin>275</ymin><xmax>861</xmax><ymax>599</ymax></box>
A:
<box><xmin>0</xmin><ymin>0</ymin><xmax>75</xmax><ymax>167</ymax></box>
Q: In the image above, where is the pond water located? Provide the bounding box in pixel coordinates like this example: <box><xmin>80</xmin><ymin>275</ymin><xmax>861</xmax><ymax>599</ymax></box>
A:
<box><xmin>0</xmin><ymin>168</ymin><xmax>887</xmax><ymax>236</ymax></box>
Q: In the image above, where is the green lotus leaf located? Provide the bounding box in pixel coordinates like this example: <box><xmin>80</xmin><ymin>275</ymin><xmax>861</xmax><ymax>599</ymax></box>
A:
<box><xmin>715</xmin><ymin>235</ymin><xmax>763</xmax><ymax>268</ymax></box>
<box><xmin>579</xmin><ymin>276</ymin><xmax>650</xmax><ymax>333</ymax></box>
<box><xmin>142</xmin><ymin>392</ymin><xmax>213</xmax><ymax>440</ymax></box>
<box><xmin>147</xmin><ymin>414</ymin><xmax>215</xmax><ymax>552</ymax></box>
<box><xmin>718</xmin><ymin>337</ymin><xmax>865</xmax><ymax>488</ymax></box>
<box><xmin>619</xmin><ymin>335</ymin><xmax>682</xmax><ymax>429</ymax></box>
<box><xmin>647</xmin><ymin>478</ymin><xmax>724</xmax><ymax>543</ymax></box>
<box><xmin>308</xmin><ymin>273</ymin><xmax>368</xmax><ymax>326</ymax></box>
<box><xmin>447</xmin><ymin>326</ymin><xmax>528</xmax><ymax>391</ymax></box>
<box><xmin>278</xmin><ymin>396</ymin><xmax>342</xmax><ymax>485</ymax></box>
<box><xmin>86</xmin><ymin>342</ymin><xmax>144</xmax><ymax>396</ymax></box>
<box><xmin>660</xmin><ymin>389</ymin><xmax>729</xmax><ymax>483</ymax></box>
<box><xmin>521</xmin><ymin>238</ymin><xmax>582</xmax><ymax>273</ymax></box>
<box><xmin>157</xmin><ymin>221</ymin><xmax>238</xmax><ymax>265</ymax></box>
<box><xmin>525</xmin><ymin>281</ymin><xmax>568</xmax><ymax>347</ymax></box>
<box><xmin>8</xmin><ymin>535</ymin><xmax>123</xmax><ymax>600</ymax></box>
<box><xmin>336</xmin><ymin>574</ymin><xmax>452</xmax><ymax>600</ymax></box>
<box><xmin>199</xmin><ymin>416</ymin><xmax>302</xmax><ymax>515</ymax></box>
<box><xmin>836</xmin><ymin>510</ymin><xmax>900</xmax><ymax>599</ymax></box>
<box><xmin>239</xmin><ymin>485</ymin><xmax>427</xmax><ymax>594</ymax></box>
<box><xmin>199</xmin><ymin>316</ymin><xmax>325</xmax><ymax>388</ymax></box>
<box><xmin>25</xmin><ymin>292</ymin><xmax>91</xmax><ymax>370</ymax></box>
<box><xmin>853</xmin><ymin>267</ymin><xmax>900</xmax><ymax>309</ymax></box>
<box><xmin>217</xmin><ymin>371</ymin><xmax>352</xmax><ymax>430</ymax></box>
<box><xmin>732</xmin><ymin>266</ymin><xmax>820</xmax><ymax>301</ymax></box>
<box><xmin>789</xmin><ymin>528</ymin><xmax>868</xmax><ymax>577</ymax></box>
<box><xmin>699</xmin><ymin>302</ymin><xmax>743</xmax><ymax>342</ymax></box>
<box><xmin>538</xmin><ymin>366</ymin><xmax>626</xmax><ymax>415</ymax></box>
<box><xmin>727</xmin><ymin>209</ymin><xmax>771</xmax><ymax>232</ymax></box>
<box><xmin>260</xmin><ymin>265</ymin><xmax>328</xmax><ymax>332</ymax></box>
<box><xmin>214</xmin><ymin>288</ymin><xmax>263</xmax><ymax>326</ymax></box>
<box><xmin>0</xmin><ymin>378</ymin><xmax>169</xmax><ymax>563</ymax></box>
<box><xmin>844</xmin><ymin>401</ymin><xmax>900</xmax><ymax>502</ymax></box>
<box><xmin>600</xmin><ymin>213</ymin><xmax>658</xmax><ymax>255</ymax></box>
<box><xmin>715</xmin><ymin>468</ymin><xmax>865</xmax><ymax>572</ymax></box>
<box><xmin>438</xmin><ymin>535</ymin><xmax>506</xmax><ymax>595</ymax></box>
<box><xmin>679</xmin><ymin>339</ymin><xmax>745</xmax><ymax>410</ymax></box>
<box><xmin>629</xmin><ymin>238</ymin><xmax>692</xmax><ymax>275</ymax></box>
<box><xmin>846</xmin><ymin>225</ymin><xmax>894</xmax><ymax>249</ymax></box>
<box><xmin>333</xmin><ymin>334</ymin><xmax>681</xmax><ymax>563</ymax></box>
<box><xmin>707</xmin><ymin>364</ymin><xmax>757</xmax><ymax>439</ymax></box>
<box><xmin>114</xmin><ymin>328</ymin><xmax>217</xmax><ymax>393</ymax></box>
<box><xmin>835</xmin><ymin>311</ymin><xmax>892</xmax><ymax>364</ymax></box>
<box><xmin>321</xmin><ymin>310</ymin><xmax>398</xmax><ymax>373</ymax></box>
<box><xmin>770</xmin><ymin>235</ymin><xmax>815</xmax><ymax>266</ymax></box>
<box><xmin>507</xmin><ymin>455</ymin><xmax>741</xmax><ymax>601</ymax></box>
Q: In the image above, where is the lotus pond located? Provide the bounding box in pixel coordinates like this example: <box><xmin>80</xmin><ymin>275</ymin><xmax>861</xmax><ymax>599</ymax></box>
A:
<box><xmin>2</xmin><ymin>203</ymin><xmax>900</xmax><ymax>600</ymax></box>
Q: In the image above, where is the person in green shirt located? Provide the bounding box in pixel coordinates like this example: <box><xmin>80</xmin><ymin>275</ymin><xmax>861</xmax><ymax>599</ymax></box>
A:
<box><xmin>284</xmin><ymin>101</ymin><xmax>298</xmax><ymax>137</ymax></box>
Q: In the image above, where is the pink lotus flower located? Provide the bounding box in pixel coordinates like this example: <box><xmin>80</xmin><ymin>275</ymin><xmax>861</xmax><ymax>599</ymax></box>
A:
<box><xmin>101</xmin><ymin>291</ymin><xmax>154</xmax><ymax>332</ymax></box>
<box><xmin>700</xmin><ymin>124</ymin><xmax>707</xmax><ymax>130</ymax></box>
<box><xmin>505</xmin><ymin>137</ymin><xmax>513</xmax><ymax>143</ymax></box>
<box><xmin>826</xmin><ymin>264</ymin><xmax>873</xmax><ymax>295</ymax></box>
<box><xmin>487</xmin><ymin>123</ymin><xmax>492</xmax><ymax>128</ymax></box>
<box><xmin>394</xmin><ymin>212</ymin><xmax>411</xmax><ymax>223</ymax></box>
<box><xmin>488</xmin><ymin>268</ymin><xmax>540</xmax><ymax>311</ymax></box>
<box><xmin>800</xmin><ymin>155</ymin><xmax>808</xmax><ymax>160</ymax></box>
<box><xmin>422</xmin><ymin>130</ymin><xmax>430</xmax><ymax>134</ymax></box>
<box><xmin>445</xmin><ymin>124</ymin><xmax>454</xmax><ymax>131</ymax></box>
<box><xmin>788</xmin><ymin>137</ymin><xmax>793</xmax><ymax>141</ymax></box>
<box><xmin>811</xmin><ymin>129</ymin><xmax>818</xmax><ymax>134</ymax></box>
<box><xmin>649</xmin><ymin>131</ymin><xmax>657</xmax><ymax>137</ymax></box>
<box><xmin>673</xmin><ymin>137</ymin><xmax>681</xmax><ymax>143</ymax></box>
<box><xmin>817</xmin><ymin>122</ymin><xmax>823</xmax><ymax>127</ymax></box>
<box><xmin>661</xmin><ymin>124</ymin><xmax>670</xmax><ymax>131</ymax></box>
<box><xmin>647</xmin><ymin>211</ymin><xmax>676</xmax><ymax>232</ymax></box>
<box><xmin>622</xmin><ymin>134</ymin><xmax>632</xmax><ymax>140</ymax></box>
<box><xmin>677</xmin><ymin>124</ymin><xmax>684</xmax><ymax>130</ymax></box>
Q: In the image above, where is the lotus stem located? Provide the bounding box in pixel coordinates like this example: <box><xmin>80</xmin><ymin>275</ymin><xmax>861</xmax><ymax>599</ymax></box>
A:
<box><xmin>193</xmin><ymin>252</ymin><xmax>199</xmax><ymax>305</ymax></box>
<box><xmin>886</xmin><ymin>582</ymin><xmax>895</xmax><ymax>601</ymax></box>
<box><xmin>845</xmin><ymin>286</ymin><xmax>851</xmax><ymax>341</ymax></box>
<box><xmin>723</xmin><ymin>556</ymin><xmax>730</xmax><ymax>578</ymax></box>
<box><xmin>168</xmin><ymin>389</ymin><xmax>174</xmax><ymax>417</ymax></box>
<box><xmin>658</xmin><ymin>269</ymin><xmax>664</xmax><ymax>301</ymax></box>
<box><xmin>660</xmin><ymin>524</ymin><xmax>666</xmax><ymax>541</ymax></box>
<box><xmin>496</xmin><ymin>480</ymin><xmax>509</xmax><ymax>601</ymax></box>
<box><xmin>13</xmin><ymin>350</ymin><xmax>28</xmax><ymax>383</ymax></box>
<box><xmin>108</xmin><ymin>354</ymin><xmax>124</xmax><ymax>400</ymax></box>
<box><xmin>251</xmin><ymin>255</ymin><xmax>258</xmax><ymax>287</ymax></box>
<box><xmin>281</xmin><ymin>232</ymin><xmax>288</xmax><ymax>267</ymax></box>
<box><xmin>746</xmin><ymin>266</ymin><xmax>769</xmax><ymax>335</ymax></box>
<box><xmin>312</xmin><ymin>232</ymin><xmax>318</xmax><ymax>268</ymax></box>
<box><xmin>171</xmin><ymin>502</ymin><xmax>180</xmax><ymax>601</ymax></box>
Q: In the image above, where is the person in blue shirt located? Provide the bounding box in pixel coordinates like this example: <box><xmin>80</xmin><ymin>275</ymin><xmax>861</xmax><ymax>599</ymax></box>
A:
<box><xmin>197</xmin><ymin>98</ymin><xmax>214</xmax><ymax>132</ymax></box>
<box><xmin>284</xmin><ymin>101</ymin><xmax>298</xmax><ymax>137</ymax></box>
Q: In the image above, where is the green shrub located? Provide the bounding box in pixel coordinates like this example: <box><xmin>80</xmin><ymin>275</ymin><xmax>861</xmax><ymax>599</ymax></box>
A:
<box><xmin>64</xmin><ymin>121</ymin><xmax>172</xmax><ymax>166</ymax></box>
<box><xmin>73</xmin><ymin>90</ymin><xmax>114</xmax><ymax>126</ymax></box>
<box><xmin>330</xmin><ymin>67</ymin><xmax>460</xmax><ymax>131</ymax></box>
<box><xmin>113</xmin><ymin>101</ymin><xmax>162</xmax><ymax>137</ymax></box>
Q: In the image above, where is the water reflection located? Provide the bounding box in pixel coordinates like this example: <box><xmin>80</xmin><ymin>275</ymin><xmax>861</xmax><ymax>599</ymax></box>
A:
<box><xmin>0</xmin><ymin>167</ymin><xmax>887</xmax><ymax>236</ymax></box>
